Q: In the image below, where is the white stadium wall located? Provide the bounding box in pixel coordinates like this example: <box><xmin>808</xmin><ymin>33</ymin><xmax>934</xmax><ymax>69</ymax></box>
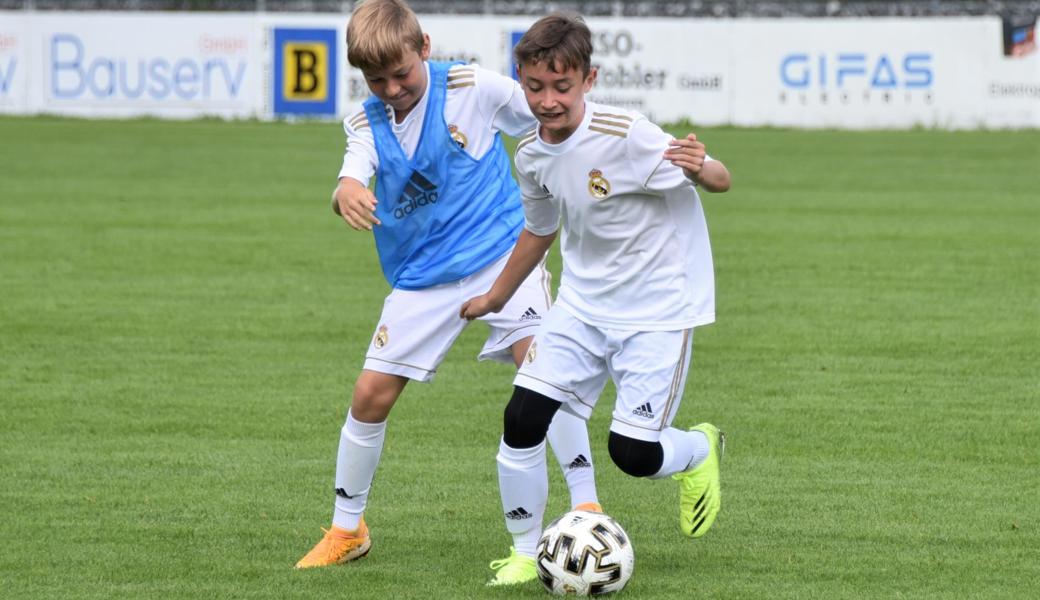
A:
<box><xmin>0</xmin><ymin>11</ymin><xmax>1037</xmax><ymax>128</ymax></box>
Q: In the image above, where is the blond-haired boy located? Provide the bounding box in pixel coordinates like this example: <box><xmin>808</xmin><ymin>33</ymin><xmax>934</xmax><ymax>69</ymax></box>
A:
<box><xmin>295</xmin><ymin>0</ymin><xmax>602</xmax><ymax>571</ymax></box>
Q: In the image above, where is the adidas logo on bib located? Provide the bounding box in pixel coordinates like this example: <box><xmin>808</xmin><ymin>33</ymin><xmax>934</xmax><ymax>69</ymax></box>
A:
<box><xmin>394</xmin><ymin>172</ymin><xmax>439</xmax><ymax>220</ymax></box>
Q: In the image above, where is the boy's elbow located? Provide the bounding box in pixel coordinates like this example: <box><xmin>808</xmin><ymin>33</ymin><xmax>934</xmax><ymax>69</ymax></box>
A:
<box><xmin>699</xmin><ymin>164</ymin><xmax>731</xmax><ymax>193</ymax></box>
<box><xmin>698</xmin><ymin>166</ymin><xmax>732</xmax><ymax>191</ymax></box>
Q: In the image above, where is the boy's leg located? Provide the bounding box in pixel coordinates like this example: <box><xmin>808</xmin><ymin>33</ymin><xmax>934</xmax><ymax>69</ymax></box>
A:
<box><xmin>488</xmin><ymin>308</ymin><xmax>609</xmax><ymax>586</ymax></box>
<box><xmin>509</xmin><ymin>337</ymin><xmax>599</xmax><ymax>511</ymax></box>
<box><xmin>546</xmin><ymin>411</ymin><xmax>600</xmax><ymax>510</ymax></box>
<box><xmin>477</xmin><ymin>253</ymin><xmax>600</xmax><ymax>512</ymax></box>
<box><xmin>606</xmin><ymin>328</ymin><xmax>724</xmax><ymax>538</ymax></box>
<box><xmin>488</xmin><ymin>385</ymin><xmax>560</xmax><ymax>587</ymax></box>
<box><xmin>297</xmin><ymin>284</ymin><xmax>469</xmax><ymax>568</ymax></box>
<box><xmin>332</xmin><ymin>370</ymin><xmax>408</xmax><ymax>531</ymax></box>
<box><xmin>295</xmin><ymin>370</ymin><xmax>408</xmax><ymax>569</ymax></box>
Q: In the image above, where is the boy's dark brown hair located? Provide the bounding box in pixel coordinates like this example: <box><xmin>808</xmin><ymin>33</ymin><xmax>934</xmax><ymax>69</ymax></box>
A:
<box><xmin>513</xmin><ymin>13</ymin><xmax>593</xmax><ymax>75</ymax></box>
<box><xmin>346</xmin><ymin>0</ymin><xmax>425</xmax><ymax>72</ymax></box>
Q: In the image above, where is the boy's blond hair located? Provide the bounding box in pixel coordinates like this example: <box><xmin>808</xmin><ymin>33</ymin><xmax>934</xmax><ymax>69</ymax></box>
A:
<box><xmin>346</xmin><ymin>0</ymin><xmax>425</xmax><ymax>72</ymax></box>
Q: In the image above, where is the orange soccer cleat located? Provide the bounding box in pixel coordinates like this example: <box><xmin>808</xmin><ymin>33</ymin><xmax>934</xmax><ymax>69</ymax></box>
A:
<box><xmin>294</xmin><ymin>518</ymin><xmax>372</xmax><ymax>568</ymax></box>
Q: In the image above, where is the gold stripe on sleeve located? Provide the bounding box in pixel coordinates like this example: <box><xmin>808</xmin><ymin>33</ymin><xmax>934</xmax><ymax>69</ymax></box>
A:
<box><xmin>592</xmin><ymin>112</ymin><xmax>633</xmax><ymax>121</ymax></box>
<box><xmin>588</xmin><ymin>125</ymin><xmax>627</xmax><ymax>138</ymax></box>
<box><xmin>590</xmin><ymin>117</ymin><xmax>630</xmax><ymax>129</ymax></box>
<box><xmin>516</xmin><ymin>135</ymin><xmax>538</xmax><ymax>153</ymax></box>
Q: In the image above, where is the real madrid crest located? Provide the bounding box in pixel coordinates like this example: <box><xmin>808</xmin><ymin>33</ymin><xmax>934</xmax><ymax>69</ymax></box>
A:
<box><xmin>448</xmin><ymin>124</ymin><xmax>468</xmax><ymax>149</ymax></box>
<box><xmin>374</xmin><ymin>324</ymin><xmax>389</xmax><ymax>349</ymax></box>
<box><xmin>525</xmin><ymin>341</ymin><xmax>537</xmax><ymax>364</ymax></box>
<box><xmin>587</xmin><ymin>169</ymin><xmax>610</xmax><ymax>199</ymax></box>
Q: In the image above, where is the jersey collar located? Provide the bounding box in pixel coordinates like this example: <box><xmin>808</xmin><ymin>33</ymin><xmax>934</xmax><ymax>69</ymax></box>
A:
<box><xmin>534</xmin><ymin>101</ymin><xmax>593</xmax><ymax>155</ymax></box>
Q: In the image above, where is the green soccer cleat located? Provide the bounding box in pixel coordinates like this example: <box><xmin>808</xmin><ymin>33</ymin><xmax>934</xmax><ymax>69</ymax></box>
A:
<box><xmin>486</xmin><ymin>546</ymin><xmax>537</xmax><ymax>587</ymax></box>
<box><xmin>673</xmin><ymin>423</ymin><xmax>725</xmax><ymax>538</ymax></box>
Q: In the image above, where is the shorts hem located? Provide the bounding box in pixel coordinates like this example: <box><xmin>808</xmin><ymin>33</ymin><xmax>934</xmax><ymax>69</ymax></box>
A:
<box><xmin>514</xmin><ymin>373</ymin><xmax>594</xmax><ymax>420</ymax></box>
<box><xmin>363</xmin><ymin>357</ymin><xmax>435</xmax><ymax>383</ymax></box>
<box><xmin>608</xmin><ymin>419</ymin><xmax>664</xmax><ymax>442</ymax></box>
<box><xmin>478</xmin><ymin>324</ymin><xmax>540</xmax><ymax>364</ymax></box>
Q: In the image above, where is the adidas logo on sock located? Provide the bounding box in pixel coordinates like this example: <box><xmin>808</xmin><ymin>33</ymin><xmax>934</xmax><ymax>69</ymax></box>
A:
<box><xmin>567</xmin><ymin>454</ymin><xmax>592</xmax><ymax>469</ymax></box>
<box><xmin>631</xmin><ymin>402</ymin><xmax>654</xmax><ymax>419</ymax></box>
<box><xmin>505</xmin><ymin>507</ymin><xmax>533</xmax><ymax>520</ymax></box>
<box><xmin>335</xmin><ymin>487</ymin><xmax>357</xmax><ymax>500</ymax></box>
<box><xmin>519</xmin><ymin>307</ymin><xmax>541</xmax><ymax>321</ymax></box>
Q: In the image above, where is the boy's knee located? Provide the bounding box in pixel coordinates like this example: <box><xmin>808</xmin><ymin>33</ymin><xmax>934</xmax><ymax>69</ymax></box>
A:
<box><xmin>503</xmin><ymin>386</ymin><xmax>561</xmax><ymax>449</ymax></box>
<box><xmin>350</xmin><ymin>372</ymin><xmax>406</xmax><ymax>422</ymax></box>
<box><xmin>607</xmin><ymin>431</ymin><xmax>663</xmax><ymax>478</ymax></box>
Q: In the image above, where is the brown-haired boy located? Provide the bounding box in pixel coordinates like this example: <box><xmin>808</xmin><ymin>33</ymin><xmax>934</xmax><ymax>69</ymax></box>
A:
<box><xmin>295</xmin><ymin>0</ymin><xmax>603</xmax><ymax>570</ymax></box>
<box><xmin>461</xmin><ymin>13</ymin><xmax>732</xmax><ymax>584</ymax></box>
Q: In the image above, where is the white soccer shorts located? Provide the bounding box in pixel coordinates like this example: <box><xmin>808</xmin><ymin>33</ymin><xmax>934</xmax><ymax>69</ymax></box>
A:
<box><xmin>514</xmin><ymin>306</ymin><xmax>694</xmax><ymax>442</ymax></box>
<box><xmin>362</xmin><ymin>251</ymin><xmax>552</xmax><ymax>382</ymax></box>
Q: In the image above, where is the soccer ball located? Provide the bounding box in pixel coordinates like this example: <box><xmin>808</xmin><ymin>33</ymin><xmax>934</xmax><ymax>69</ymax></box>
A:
<box><xmin>536</xmin><ymin>510</ymin><xmax>635</xmax><ymax>596</ymax></box>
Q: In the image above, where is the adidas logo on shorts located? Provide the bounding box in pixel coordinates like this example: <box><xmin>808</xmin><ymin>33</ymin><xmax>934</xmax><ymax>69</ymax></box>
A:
<box><xmin>631</xmin><ymin>402</ymin><xmax>654</xmax><ymax>419</ymax></box>
<box><xmin>519</xmin><ymin>307</ymin><xmax>541</xmax><ymax>322</ymax></box>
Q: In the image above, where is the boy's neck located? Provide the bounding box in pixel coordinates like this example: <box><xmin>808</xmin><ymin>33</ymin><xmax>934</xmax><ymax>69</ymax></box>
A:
<box><xmin>540</xmin><ymin>101</ymin><xmax>586</xmax><ymax>145</ymax></box>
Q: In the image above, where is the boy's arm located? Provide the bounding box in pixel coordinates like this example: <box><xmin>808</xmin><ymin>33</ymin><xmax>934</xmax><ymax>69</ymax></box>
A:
<box><xmin>476</xmin><ymin>68</ymin><xmax>538</xmax><ymax>136</ymax></box>
<box><xmin>664</xmin><ymin>133</ymin><xmax>731</xmax><ymax>192</ymax></box>
<box><xmin>630</xmin><ymin>120</ymin><xmax>731</xmax><ymax>194</ymax></box>
<box><xmin>459</xmin><ymin>228</ymin><xmax>557</xmax><ymax>320</ymax></box>
<box><xmin>332</xmin><ymin>177</ymin><xmax>381</xmax><ymax>230</ymax></box>
<box><xmin>462</xmin><ymin>158</ymin><xmax>559</xmax><ymax>320</ymax></box>
<box><xmin>332</xmin><ymin>110</ymin><xmax>381</xmax><ymax>229</ymax></box>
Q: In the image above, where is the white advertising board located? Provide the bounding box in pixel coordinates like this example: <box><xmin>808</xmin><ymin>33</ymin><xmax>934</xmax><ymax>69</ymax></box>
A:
<box><xmin>0</xmin><ymin>11</ymin><xmax>1037</xmax><ymax>128</ymax></box>
<box><xmin>13</xmin><ymin>12</ymin><xmax>264</xmax><ymax>119</ymax></box>
<box><xmin>0</xmin><ymin>15</ymin><xmax>28</xmax><ymax>114</ymax></box>
<box><xmin>730</xmin><ymin>18</ymin><xmax>1040</xmax><ymax>129</ymax></box>
<box><xmin>388</xmin><ymin>16</ymin><xmax>734</xmax><ymax>125</ymax></box>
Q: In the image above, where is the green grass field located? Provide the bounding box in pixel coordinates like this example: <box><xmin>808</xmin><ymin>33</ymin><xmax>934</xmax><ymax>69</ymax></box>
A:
<box><xmin>1</xmin><ymin>116</ymin><xmax>1037</xmax><ymax>599</ymax></box>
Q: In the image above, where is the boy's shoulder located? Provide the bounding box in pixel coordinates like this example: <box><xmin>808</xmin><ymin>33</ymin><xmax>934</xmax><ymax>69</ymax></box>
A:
<box><xmin>444</xmin><ymin>62</ymin><xmax>517</xmax><ymax>94</ymax></box>
<box><xmin>342</xmin><ymin>103</ymin><xmax>391</xmax><ymax>134</ymax></box>
<box><xmin>344</xmin><ymin>107</ymin><xmax>370</xmax><ymax>132</ymax></box>
<box><xmin>513</xmin><ymin>127</ymin><xmax>540</xmax><ymax>166</ymax></box>
<box><xmin>446</xmin><ymin>62</ymin><xmax>477</xmax><ymax>89</ymax></box>
<box><xmin>585</xmin><ymin>102</ymin><xmax>647</xmax><ymax>141</ymax></box>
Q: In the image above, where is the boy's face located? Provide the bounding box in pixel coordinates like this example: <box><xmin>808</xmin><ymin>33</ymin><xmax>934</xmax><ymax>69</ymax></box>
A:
<box><xmin>518</xmin><ymin>60</ymin><xmax>596</xmax><ymax>143</ymax></box>
<box><xmin>362</xmin><ymin>34</ymin><xmax>431</xmax><ymax>118</ymax></box>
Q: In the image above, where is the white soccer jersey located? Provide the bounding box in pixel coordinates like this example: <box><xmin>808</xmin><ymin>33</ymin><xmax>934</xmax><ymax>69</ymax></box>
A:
<box><xmin>338</xmin><ymin>63</ymin><xmax>536</xmax><ymax>186</ymax></box>
<box><xmin>514</xmin><ymin>101</ymin><xmax>716</xmax><ymax>331</ymax></box>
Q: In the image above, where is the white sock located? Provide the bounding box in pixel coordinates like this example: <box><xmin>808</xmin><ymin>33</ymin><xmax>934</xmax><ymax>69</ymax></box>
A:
<box><xmin>497</xmin><ymin>438</ymin><xmax>548</xmax><ymax>558</ymax></box>
<box><xmin>332</xmin><ymin>411</ymin><xmax>386</xmax><ymax>530</ymax></box>
<box><xmin>649</xmin><ymin>427</ymin><xmax>709</xmax><ymax>479</ymax></box>
<box><xmin>546</xmin><ymin>410</ymin><xmax>599</xmax><ymax>508</ymax></box>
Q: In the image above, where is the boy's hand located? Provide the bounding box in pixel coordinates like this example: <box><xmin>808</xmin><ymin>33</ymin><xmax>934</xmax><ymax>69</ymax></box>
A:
<box><xmin>460</xmin><ymin>294</ymin><xmax>504</xmax><ymax>321</ymax></box>
<box><xmin>664</xmin><ymin>133</ymin><xmax>707</xmax><ymax>182</ymax></box>
<box><xmin>332</xmin><ymin>177</ymin><xmax>381</xmax><ymax>230</ymax></box>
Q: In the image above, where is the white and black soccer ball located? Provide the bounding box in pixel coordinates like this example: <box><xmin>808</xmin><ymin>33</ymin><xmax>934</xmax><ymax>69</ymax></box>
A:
<box><xmin>536</xmin><ymin>510</ymin><xmax>635</xmax><ymax>596</ymax></box>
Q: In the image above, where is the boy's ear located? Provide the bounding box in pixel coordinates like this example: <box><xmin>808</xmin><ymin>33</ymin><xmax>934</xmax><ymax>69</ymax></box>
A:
<box><xmin>583</xmin><ymin>66</ymin><xmax>598</xmax><ymax>92</ymax></box>
<box><xmin>515</xmin><ymin>64</ymin><xmax>523</xmax><ymax>82</ymax></box>
<box><xmin>420</xmin><ymin>33</ymin><xmax>431</xmax><ymax>60</ymax></box>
